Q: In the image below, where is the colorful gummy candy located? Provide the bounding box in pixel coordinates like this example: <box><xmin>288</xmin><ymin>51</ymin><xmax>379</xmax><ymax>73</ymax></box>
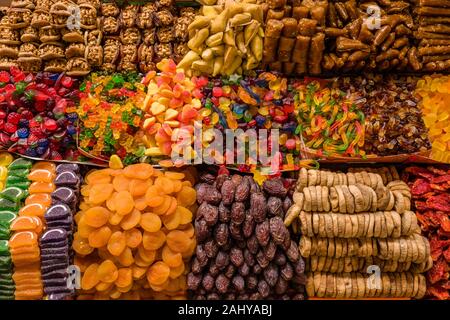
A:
<box><xmin>141</xmin><ymin>59</ymin><xmax>205</xmax><ymax>165</ymax></box>
<box><xmin>201</xmin><ymin>72</ymin><xmax>303</xmax><ymax>172</ymax></box>
<box><xmin>74</xmin><ymin>72</ymin><xmax>147</xmax><ymax>164</ymax></box>
<box><xmin>73</xmin><ymin>159</ymin><xmax>197</xmax><ymax>300</ymax></box>
<box><xmin>416</xmin><ymin>75</ymin><xmax>450</xmax><ymax>163</ymax></box>
<box><xmin>0</xmin><ymin>68</ymin><xmax>80</xmax><ymax>161</ymax></box>
<box><xmin>293</xmin><ymin>79</ymin><xmax>366</xmax><ymax>158</ymax></box>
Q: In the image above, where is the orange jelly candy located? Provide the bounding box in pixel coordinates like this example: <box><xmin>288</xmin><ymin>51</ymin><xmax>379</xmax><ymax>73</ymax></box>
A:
<box><xmin>29</xmin><ymin>182</ymin><xmax>55</xmax><ymax>194</ymax></box>
<box><xmin>27</xmin><ymin>169</ymin><xmax>54</xmax><ymax>183</ymax></box>
<box><xmin>18</xmin><ymin>203</ymin><xmax>46</xmax><ymax>217</ymax></box>
<box><xmin>31</xmin><ymin>162</ymin><xmax>55</xmax><ymax>172</ymax></box>
<box><xmin>10</xmin><ymin>216</ymin><xmax>43</xmax><ymax>233</ymax></box>
<box><xmin>25</xmin><ymin>193</ymin><xmax>52</xmax><ymax>207</ymax></box>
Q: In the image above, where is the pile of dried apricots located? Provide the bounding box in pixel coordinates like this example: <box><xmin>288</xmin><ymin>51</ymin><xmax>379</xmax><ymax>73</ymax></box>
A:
<box><xmin>73</xmin><ymin>161</ymin><xmax>198</xmax><ymax>300</ymax></box>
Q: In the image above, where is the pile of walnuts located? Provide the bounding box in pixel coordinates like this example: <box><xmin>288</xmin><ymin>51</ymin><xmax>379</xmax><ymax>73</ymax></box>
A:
<box><xmin>187</xmin><ymin>172</ymin><xmax>306</xmax><ymax>300</ymax></box>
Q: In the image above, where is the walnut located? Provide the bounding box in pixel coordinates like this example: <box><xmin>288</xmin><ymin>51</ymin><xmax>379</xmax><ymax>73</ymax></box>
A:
<box><xmin>66</xmin><ymin>57</ymin><xmax>90</xmax><ymax>76</ymax></box>
<box><xmin>39</xmin><ymin>26</ymin><xmax>60</xmax><ymax>42</ymax></box>
<box><xmin>120</xmin><ymin>27</ymin><xmax>141</xmax><ymax>45</ymax></box>
<box><xmin>38</xmin><ymin>42</ymin><xmax>64</xmax><ymax>60</ymax></box>
<box><xmin>0</xmin><ymin>44</ymin><xmax>19</xmax><ymax>58</ymax></box>
<box><xmin>173</xmin><ymin>43</ymin><xmax>189</xmax><ymax>62</ymax></box>
<box><xmin>154</xmin><ymin>43</ymin><xmax>172</xmax><ymax>62</ymax></box>
<box><xmin>7</xmin><ymin>8</ymin><xmax>32</xmax><ymax>27</ymax></box>
<box><xmin>142</xmin><ymin>28</ymin><xmax>156</xmax><ymax>45</ymax></box>
<box><xmin>21</xmin><ymin>26</ymin><xmax>38</xmax><ymax>43</ymax></box>
<box><xmin>180</xmin><ymin>7</ymin><xmax>196</xmax><ymax>17</ymax></box>
<box><xmin>65</xmin><ymin>42</ymin><xmax>85</xmax><ymax>59</ymax></box>
<box><xmin>157</xmin><ymin>0</ymin><xmax>173</xmax><ymax>7</ymax></box>
<box><xmin>36</xmin><ymin>0</ymin><xmax>55</xmax><ymax>11</ymax></box>
<box><xmin>78</xmin><ymin>0</ymin><xmax>100</xmax><ymax>10</ymax></box>
<box><xmin>102</xmin><ymin>16</ymin><xmax>119</xmax><ymax>34</ymax></box>
<box><xmin>18</xmin><ymin>42</ymin><xmax>38</xmax><ymax>57</ymax></box>
<box><xmin>18</xmin><ymin>57</ymin><xmax>41</xmax><ymax>72</ymax></box>
<box><xmin>137</xmin><ymin>4</ymin><xmax>156</xmax><ymax>29</ymax></box>
<box><xmin>50</xmin><ymin>2</ymin><xmax>71</xmax><ymax>26</ymax></box>
<box><xmin>157</xmin><ymin>26</ymin><xmax>174</xmax><ymax>43</ymax></box>
<box><xmin>31</xmin><ymin>9</ymin><xmax>52</xmax><ymax>28</ymax></box>
<box><xmin>138</xmin><ymin>44</ymin><xmax>153</xmax><ymax>63</ymax></box>
<box><xmin>174</xmin><ymin>16</ymin><xmax>192</xmax><ymax>41</ymax></box>
<box><xmin>85</xmin><ymin>29</ymin><xmax>102</xmax><ymax>46</ymax></box>
<box><xmin>0</xmin><ymin>27</ymin><xmax>21</xmax><ymax>44</ymax></box>
<box><xmin>79</xmin><ymin>4</ymin><xmax>97</xmax><ymax>29</ymax></box>
<box><xmin>121</xmin><ymin>44</ymin><xmax>138</xmax><ymax>62</ymax></box>
<box><xmin>121</xmin><ymin>5</ymin><xmax>139</xmax><ymax>28</ymax></box>
<box><xmin>155</xmin><ymin>10</ymin><xmax>173</xmax><ymax>27</ymax></box>
<box><xmin>44</xmin><ymin>58</ymin><xmax>66</xmax><ymax>73</ymax></box>
<box><xmin>86</xmin><ymin>45</ymin><xmax>102</xmax><ymax>66</ymax></box>
<box><xmin>101</xmin><ymin>2</ymin><xmax>119</xmax><ymax>17</ymax></box>
<box><xmin>103</xmin><ymin>37</ymin><xmax>120</xmax><ymax>64</ymax></box>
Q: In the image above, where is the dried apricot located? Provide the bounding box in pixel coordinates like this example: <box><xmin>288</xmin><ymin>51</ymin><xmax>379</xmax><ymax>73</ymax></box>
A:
<box><xmin>85</xmin><ymin>170</ymin><xmax>111</xmax><ymax>184</ymax></box>
<box><xmin>117</xmin><ymin>283</ymin><xmax>133</xmax><ymax>293</ymax></box>
<box><xmin>176</xmin><ymin>206</ymin><xmax>193</xmax><ymax>224</ymax></box>
<box><xmin>107</xmin><ymin>231</ymin><xmax>127</xmax><ymax>256</ymax></box>
<box><xmin>134</xmin><ymin>196</ymin><xmax>147</xmax><ymax>211</ymax></box>
<box><xmin>147</xmin><ymin>261</ymin><xmax>170</xmax><ymax>286</ymax></box>
<box><xmin>98</xmin><ymin>247</ymin><xmax>117</xmax><ymax>262</ymax></box>
<box><xmin>161</xmin><ymin>210</ymin><xmax>180</xmax><ymax>230</ymax></box>
<box><xmin>132</xmin><ymin>265</ymin><xmax>147</xmax><ymax>280</ymax></box>
<box><xmin>140</xmin><ymin>212</ymin><xmax>162</xmax><ymax>232</ymax></box>
<box><xmin>164</xmin><ymin>172</ymin><xmax>185</xmax><ymax>180</ymax></box>
<box><xmin>181</xmin><ymin>237</ymin><xmax>197</xmax><ymax>259</ymax></box>
<box><xmin>172</xmin><ymin>180</ymin><xmax>182</xmax><ymax>193</ymax></box>
<box><xmin>97</xmin><ymin>260</ymin><xmax>118</xmax><ymax>283</ymax></box>
<box><xmin>153</xmin><ymin>195</ymin><xmax>172</xmax><ymax>215</ymax></box>
<box><xmin>178</xmin><ymin>223</ymin><xmax>195</xmax><ymax>238</ymax></box>
<box><xmin>121</xmin><ymin>208</ymin><xmax>141</xmax><ymax>230</ymax></box>
<box><xmin>106</xmin><ymin>192</ymin><xmax>117</xmax><ymax>211</ymax></box>
<box><xmin>113</xmin><ymin>175</ymin><xmax>131</xmax><ymax>192</ymax></box>
<box><xmin>73</xmin><ymin>237</ymin><xmax>94</xmax><ymax>256</ymax></box>
<box><xmin>134</xmin><ymin>255</ymin><xmax>152</xmax><ymax>267</ymax></box>
<box><xmin>109</xmin><ymin>212</ymin><xmax>124</xmax><ymax>226</ymax></box>
<box><xmin>96</xmin><ymin>281</ymin><xmax>113</xmax><ymax>292</ymax></box>
<box><xmin>118</xmin><ymin>247</ymin><xmax>134</xmax><ymax>267</ymax></box>
<box><xmin>166</xmin><ymin>230</ymin><xmax>190</xmax><ymax>253</ymax></box>
<box><xmin>142</xmin><ymin>230</ymin><xmax>166</xmax><ymax>251</ymax></box>
<box><xmin>169</xmin><ymin>262</ymin><xmax>185</xmax><ymax>279</ymax></box>
<box><xmin>161</xmin><ymin>245</ymin><xmax>182</xmax><ymax>268</ymax></box>
<box><xmin>81</xmin><ymin>185</ymin><xmax>91</xmax><ymax>197</ymax></box>
<box><xmin>84</xmin><ymin>206</ymin><xmax>111</xmax><ymax>228</ymax></box>
<box><xmin>124</xmin><ymin>228</ymin><xmax>142</xmax><ymax>248</ymax></box>
<box><xmin>176</xmin><ymin>186</ymin><xmax>196</xmax><ymax>207</ymax></box>
<box><xmin>155</xmin><ymin>176</ymin><xmax>174</xmax><ymax>194</ymax></box>
<box><xmin>88</xmin><ymin>226</ymin><xmax>112</xmax><ymax>248</ymax></box>
<box><xmin>81</xmin><ymin>263</ymin><xmax>100</xmax><ymax>290</ymax></box>
<box><xmin>115</xmin><ymin>190</ymin><xmax>134</xmax><ymax>215</ymax></box>
<box><xmin>145</xmin><ymin>186</ymin><xmax>164</xmax><ymax>207</ymax></box>
<box><xmin>129</xmin><ymin>179</ymin><xmax>152</xmax><ymax>197</ymax></box>
<box><xmin>165</xmin><ymin>197</ymin><xmax>178</xmax><ymax>216</ymax></box>
<box><xmin>138</xmin><ymin>246</ymin><xmax>156</xmax><ymax>264</ymax></box>
<box><xmin>123</xmin><ymin>163</ymin><xmax>153</xmax><ymax>180</ymax></box>
<box><xmin>109</xmin><ymin>289</ymin><xmax>121</xmax><ymax>299</ymax></box>
<box><xmin>77</xmin><ymin>218</ymin><xmax>96</xmax><ymax>238</ymax></box>
<box><xmin>116</xmin><ymin>268</ymin><xmax>133</xmax><ymax>288</ymax></box>
<box><xmin>89</xmin><ymin>183</ymin><xmax>114</xmax><ymax>205</ymax></box>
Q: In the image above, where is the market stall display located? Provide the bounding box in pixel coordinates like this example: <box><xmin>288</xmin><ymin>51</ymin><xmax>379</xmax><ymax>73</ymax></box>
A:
<box><xmin>404</xmin><ymin>165</ymin><xmax>450</xmax><ymax>300</ymax></box>
<box><xmin>188</xmin><ymin>170</ymin><xmax>306</xmax><ymax>300</ymax></box>
<box><xmin>286</xmin><ymin>167</ymin><xmax>432</xmax><ymax>298</ymax></box>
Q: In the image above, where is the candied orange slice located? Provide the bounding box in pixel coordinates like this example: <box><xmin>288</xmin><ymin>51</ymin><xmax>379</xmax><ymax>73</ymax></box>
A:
<box><xmin>137</xmin><ymin>245</ymin><xmax>156</xmax><ymax>264</ymax></box>
<box><xmin>147</xmin><ymin>261</ymin><xmax>170</xmax><ymax>286</ymax></box>
<box><xmin>31</xmin><ymin>161</ymin><xmax>55</xmax><ymax>172</ymax></box>
<box><xmin>10</xmin><ymin>216</ymin><xmax>42</xmax><ymax>233</ymax></box>
<box><xmin>116</xmin><ymin>268</ymin><xmax>133</xmax><ymax>288</ymax></box>
<box><xmin>73</xmin><ymin>237</ymin><xmax>94</xmax><ymax>256</ymax></box>
<box><xmin>140</xmin><ymin>212</ymin><xmax>161</xmax><ymax>232</ymax></box>
<box><xmin>118</xmin><ymin>247</ymin><xmax>134</xmax><ymax>267</ymax></box>
<box><xmin>129</xmin><ymin>179</ymin><xmax>152</xmax><ymax>197</ymax></box>
<box><xmin>123</xmin><ymin>163</ymin><xmax>153</xmax><ymax>180</ymax></box>
<box><xmin>166</xmin><ymin>230</ymin><xmax>190</xmax><ymax>253</ymax></box>
<box><xmin>13</xmin><ymin>252</ymin><xmax>41</xmax><ymax>265</ymax></box>
<box><xmin>9</xmin><ymin>231</ymin><xmax>38</xmax><ymax>249</ymax></box>
<box><xmin>113</xmin><ymin>174</ymin><xmax>131</xmax><ymax>192</ymax></box>
<box><xmin>85</xmin><ymin>169</ymin><xmax>112</xmax><ymax>184</ymax></box>
<box><xmin>169</xmin><ymin>262</ymin><xmax>185</xmax><ymax>279</ymax></box>
<box><xmin>10</xmin><ymin>244</ymin><xmax>39</xmax><ymax>256</ymax></box>
<box><xmin>161</xmin><ymin>210</ymin><xmax>180</xmax><ymax>230</ymax></box>
<box><xmin>97</xmin><ymin>260</ymin><xmax>118</xmax><ymax>283</ymax></box>
<box><xmin>89</xmin><ymin>183</ymin><xmax>114</xmax><ymax>205</ymax></box>
<box><xmin>18</xmin><ymin>203</ymin><xmax>46</xmax><ymax>217</ymax></box>
<box><xmin>134</xmin><ymin>196</ymin><xmax>147</xmax><ymax>211</ymax></box>
<box><xmin>29</xmin><ymin>182</ymin><xmax>55</xmax><ymax>194</ymax></box>
<box><xmin>176</xmin><ymin>206</ymin><xmax>193</xmax><ymax>224</ymax></box>
<box><xmin>84</xmin><ymin>206</ymin><xmax>111</xmax><ymax>228</ymax></box>
<box><xmin>107</xmin><ymin>231</ymin><xmax>127</xmax><ymax>256</ymax></box>
<box><xmin>145</xmin><ymin>186</ymin><xmax>164</xmax><ymax>207</ymax></box>
<box><xmin>162</xmin><ymin>245</ymin><xmax>182</xmax><ymax>268</ymax></box>
<box><xmin>124</xmin><ymin>228</ymin><xmax>142</xmax><ymax>248</ymax></box>
<box><xmin>88</xmin><ymin>226</ymin><xmax>112</xmax><ymax>248</ymax></box>
<box><xmin>176</xmin><ymin>186</ymin><xmax>196</xmax><ymax>207</ymax></box>
<box><xmin>13</xmin><ymin>272</ymin><xmax>42</xmax><ymax>283</ymax></box>
<box><xmin>27</xmin><ymin>169</ymin><xmax>54</xmax><ymax>183</ymax></box>
<box><xmin>25</xmin><ymin>193</ymin><xmax>52</xmax><ymax>207</ymax></box>
<box><xmin>81</xmin><ymin>263</ymin><xmax>100</xmax><ymax>290</ymax></box>
<box><xmin>115</xmin><ymin>190</ymin><xmax>134</xmax><ymax>215</ymax></box>
<box><xmin>142</xmin><ymin>230</ymin><xmax>166</xmax><ymax>251</ymax></box>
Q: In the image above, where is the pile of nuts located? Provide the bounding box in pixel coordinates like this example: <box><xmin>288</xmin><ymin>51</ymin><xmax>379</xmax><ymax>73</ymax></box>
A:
<box><xmin>187</xmin><ymin>171</ymin><xmax>306</xmax><ymax>300</ymax></box>
<box><xmin>285</xmin><ymin>167</ymin><xmax>432</xmax><ymax>298</ymax></box>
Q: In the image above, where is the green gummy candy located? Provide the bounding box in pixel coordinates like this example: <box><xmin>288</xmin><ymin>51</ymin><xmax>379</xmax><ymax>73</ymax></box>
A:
<box><xmin>6</xmin><ymin>174</ymin><xmax>29</xmax><ymax>183</ymax></box>
<box><xmin>0</xmin><ymin>284</ymin><xmax>14</xmax><ymax>291</ymax></box>
<box><xmin>0</xmin><ymin>211</ymin><xmax>17</xmax><ymax>224</ymax></box>
<box><xmin>0</xmin><ymin>198</ymin><xmax>18</xmax><ymax>211</ymax></box>
<box><xmin>0</xmin><ymin>229</ymin><xmax>10</xmax><ymax>241</ymax></box>
<box><xmin>0</xmin><ymin>294</ymin><xmax>14</xmax><ymax>300</ymax></box>
<box><xmin>0</xmin><ymin>187</ymin><xmax>26</xmax><ymax>203</ymax></box>
<box><xmin>0</xmin><ymin>240</ymin><xmax>9</xmax><ymax>256</ymax></box>
<box><xmin>0</xmin><ymin>278</ymin><xmax>13</xmax><ymax>286</ymax></box>
<box><xmin>8</xmin><ymin>158</ymin><xmax>32</xmax><ymax>170</ymax></box>
<box><xmin>0</xmin><ymin>266</ymin><xmax>12</xmax><ymax>274</ymax></box>
<box><xmin>5</xmin><ymin>181</ymin><xmax>30</xmax><ymax>191</ymax></box>
<box><xmin>0</xmin><ymin>255</ymin><xmax>11</xmax><ymax>267</ymax></box>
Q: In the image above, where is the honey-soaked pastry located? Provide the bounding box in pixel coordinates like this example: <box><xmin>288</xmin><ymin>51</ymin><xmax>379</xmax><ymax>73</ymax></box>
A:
<box><xmin>20</xmin><ymin>25</ymin><xmax>38</xmax><ymax>42</ymax></box>
<box><xmin>18</xmin><ymin>56</ymin><xmax>41</xmax><ymax>72</ymax></box>
<box><xmin>66</xmin><ymin>56</ymin><xmax>90</xmax><ymax>76</ymax></box>
<box><xmin>157</xmin><ymin>26</ymin><xmax>175</xmax><ymax>44</ymax></box>
<box><xmin>120</xmin><ymin>27</ymin><xmax>141</xmax><ymax>45</ymax></box>
<box><xmin>61</xmin><ymin>28</ymin><xmax>83</xmax><ymax>43</ymax></box>
<box><xmin>31</xmin><ymin>8</ymin><xmax>52</xmax><ymax>28</ymax></box>
<box><xmin>120</xmin><ymin>5</ymin><xmax>138</xmax><ymax>28</ymax></box>
<box><xmin>85</xmin><ymin>29</ymin><xmax>102</xmax><ymax>46</ymax></box>
<box><xmin>39</xmin><ymin>25</ymin><xmax>59</xmax><ymax>42</ymax></box>
<box><xmin>50</xmin><ymin>2</ymin><xmax>70</xmax><ymax>27</ymax></box>
<box><xmin>43</xmin><ymin>57</ymin><xmax>65</xmax><ymax>72</ymax></box>
<box><xmin>154</xmin><ymin>43</ymin><xmax>172</xmax><ymax>62</ymax></box>
<box><xmin>7</xmin><ymin>8</ymin><xmax>32</xmax><ymax>28</ymax></box>
<box><xmin>154</xmin><ymin>9</ymin><xmax>173</xmax><ymax>27</ymax></box>
<box><xmin>65</xmin><ymin>42</ymin><xmax>85</xmax><ymax>59</ymax></box>
<box><xmin>102</xmin><ymin>16</ymin><xmax>119</xmax><ymax>34</ymax></box>
<box><xmin>17</xmin><ymin>41</ymin><xmax>38</xmax><ymax>58</ymax></box>
<box><xmin>38</xmin><ymin>42</ymin><xmax>64</xmax><ymax>60</ymax></box>
<box><xmin>36</xmin><ymin>0</ymin><xmax>55</xmax><ymax>11</ymax></box>
<box><xmin>0</xmin><ymin>43</ymin><xmax>18</xmax><ymax>58</ymax></box>
<box><xmin>142</xmin><ymin>28</ymin><xmax>157</xmax><ymax>45</ymax></box>
<box><xmin>137</xmin><ymin>3</ymin><xmax>157</xmax><ymax>29</ymax></box>
<box><xmin>79</xmin><ymin>3</ymin><xmax>97</xmax><ymax>29</ymax></box>
<box><xmin>138</xmin><ymin>43</ymin><xmax>155</xmax><ymax>73</ymax></box>
<box><xmin>101</xmin><ymin>2</ymin><xmax>120</xmax><ymax>17</ymax></box>
<box><xmin>85</xmin><ymin>45</ymin><xmax>102</xmax><ymax>67</ymax></box>
<box><xmin>102</xmin><ymin>36</ymin><xmax>120</xmax><ymax>66</ymax></box>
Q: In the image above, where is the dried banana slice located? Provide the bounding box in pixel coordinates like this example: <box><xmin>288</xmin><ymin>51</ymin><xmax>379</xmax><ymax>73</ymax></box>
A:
<box><xmin>284</xmin><ymin>203</ymin><xmax>301</xmax><ymax>227</ymax></box>
<box><xmin>298</xmin><ymin>167</ymin><xmax>308</xmax><ymax>191</ymax></box>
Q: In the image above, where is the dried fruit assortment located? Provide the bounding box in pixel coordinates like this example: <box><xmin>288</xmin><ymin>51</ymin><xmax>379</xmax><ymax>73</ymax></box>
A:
<box><xmin>339</xmin><ymin>75</ymin><xmax>431</xmax><ymax>156</ymax></box>
<box><xmin>0</xmin><ymin>0</ymin><xmax>196</xmax><ymax>74</ymax></box>
<box><xmin>73</xmin><ymin>161</ymin><xmax>197</xmax><ymax>300</ymax></box>
<box><xmin>40</xmin><ymin>163</ymin><xmax>80</xmax><ymax>299</ymax></box>
<box><xmin>188</xmin><ymin>171</ymin><xmax>306</xmax><ymax>300</ymax></box>
<box><xmin>416</xmin><ymin>75</ymin><xmax>450</xmax><ymax>163</ymax></box>
<box><xmin>177</xmin><ymin>0</ymin><xmax>264</xmax><ymax>76</ymax></box>
<box><xmin>404</xmin><ymin>166</ymin><xmax>450</xmax><ymax>300</ymax></box>
<box><xmin>286</xmin><ymin>167</ymin><xmax>432</xmax><ymax>298</ymax></box>
<box><xmin>0</xmin><ymin>68</ymin><xmax>80</xmax><ymax>161</ymax></box>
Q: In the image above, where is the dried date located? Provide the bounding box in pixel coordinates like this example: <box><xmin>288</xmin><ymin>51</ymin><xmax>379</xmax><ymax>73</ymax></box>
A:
<box><xmin>238</xmin><ymin>263</ymin><xmax>250</xmax><ymax>277</ymax></box>
<box><xmin>267</xmin><ymin>197</ymin><xmax>284</xmax><ymax>217</ymax></box>
<box><xmin>196</xmin><ymin>245</ymin><xmax>209</xmax><ymax>267</ymax></box>
<box><xmin>232</xmin><ymin>275</ymin><xmax>245</xmax><ymax>292</ymax></box>
<box><xmin>231</xmin><ymin>174</ymin><xmax>243</xmax><ymax>187</ymax></box>
<box><xmin>252</xmin><ymin>263</ymin><xmax>262</xmax><ymax>274</ymax></box>
<box><xmin>202</xmin><ymin>274</ymin><xmax>215</xmax><ymax>291</ymax></box>
<box><xmin>246</xmin><ymin>275</ymin><xmax>258</xmax><ymax>290</ymax></box>
<box><xmin>220</xmin><ymin>179</ymin><xmax>235</xmax><ymax>205</ymax></box>
<box><xmin>215</xmin><ymin>251</ymin><xmax>229</xmax><ymax>269</ymax></box>
<box><xmin>230</xmin><ymin>247</ymin><xmax>244</xmax><ymax>267</ymax></box>
<box><xmin>242</xmin><ymin>213</ymin><xmax>255</xmax><ymax>238</ymax></box>
<box><xmin>280</xmin><ymin>262</ymin><xmax>294</xmax><ymax>281</ymax></box>
<box><xmin>204</xmin><ymin>239</ymin><xmax>219</xmax><ymax>258</ymax></box>
<box><xmin>195</xmin><ymin>219</ymin><xmax>210</xmax><ymax>242</ymax></box>
<box><xmin>231</xmin><ymin>202</ymin><xmax>246</xmax><ymax>224</ymax></box>
<box><xmin>283</xmin><ymin>197</ymin><xmax>293</xmax><ymax>214</ymax></box>
<box><xmin>229</xmin><ymin>222</ymin><xmax>244</xmax><ymax>241</ymax></box>
<box><xmin>274</xmin><ymin>250</ymin><xmax>287</xmax><ymax>266</ymax></box>
<box><xmin>258</xmin><ymin>280</ymin><xmax>270</xmax><ymax>298</ymax></box>
<box><xmin>256</xmin><ymin>250</ymin><xmax>270</xmax><ymax>268</ymax></box>
<box><xmin>263</xmin><ymin>178</ymin><xmax>288</xmax><ymax>198</ymax></box>
<box><xmin>264</xmin><ymin>263</ymin><xmax>279</xmax><ymax>287</ymax></box>
<box><xmin>263</xmin><ymin>241</ymin><xmax>277</xmax><ymax>261</ymax></box>
<box><xmin>198</xmin><ymin>202</ymin><xmax>218</xmax><ymax>226</ymax></box>
<box><xmin>247</xmin><ymin>235</ymin><xmax>259</xmax><ymax>254</ymax></box>
<box><xmin>244</xmin><ymin>249</ymin><xmax>256</xmax><ymax>267</ymax></box>
<box><xmin>255</xmin><ymin>221</ymin><xmax>270</xmax><ymax>247</ymax></box>
<box><xmin>275</xmin><ymin>277</ymin><xmax>288</xmax><ymax>295</ymax></box>
<box><xmin>187</xmin><ymin>273</ymin><xmax>202</xmax><ymax>290</ymax></box>
<box><xmin>250</xmin><ymin>193</ymin><xmax>267</xmax><ymax>223</ymax></box>
<box><xmin>218</xmin><ymin>202</ymin><xmax>230</xmax><ymax>223</ymax></box>
<box><xmin>269</xmin><ymin>216</ymin><xmax>287</xmax><ymax>245</ymax></box>
<box><xmin>195</xmin><ymin>183</ymin><xmax>209</xmax><ymax>204</ymax></box>
<box><xmin>286</xmin><ymin>240</ymin><xmax>300</xmax><ymax>262</ymax></box>
<box><xmin>224</xmin><ymin>264</ymin><xmax>236</xmax><ymax>279</ymax></box>
<box><xmin>294</xmin><ymin>257</ymin><xmax>306</xmax><ymax>274</ymax></box>
<box><xmin>203</xmin><ymin>186</ymin><xmax>222</xmax><ymax>205</ymax></box>
<box><xmin>208</xmin><ymin>263</ymin><xmax>220</xmax><ymax>277</ymax></box>
<box><xmin>214</xmin><ymin>174</ymin><xmax>229</xmax><ymax>191</ymax></box>
<box><xmin>215</xmin><ymin>274</ymin><xmax>230</xmax><ymax>294</ymax></box>
<box><xmin>214</xmin><ymin>223</ymin><xmax>229</xmax><ymax>246</ymax></box>
<box><xmin>235</xmin><ymin>177</ymin><xmax>250</xmax><ymax>202</ymax></box>
<box><xmin>207</xmin><ymin>293</ymin><xmax>220</xmax><ymax>300</ymax></box>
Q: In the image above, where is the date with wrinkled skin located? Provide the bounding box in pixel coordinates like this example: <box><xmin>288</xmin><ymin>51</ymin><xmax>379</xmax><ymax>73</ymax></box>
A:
<box><xmin>235</xmin><ymin>177</ymin><xmax>250</xmax><ymax>202</ymax></box>
<box><xmin>263</xmin><ymin>178</ymin><xmax>288</xmax><ymax>198</ymax></box>
<box><xmin>230</xmin><ymin>247</ymin><xmax>244</xmax><ymax>267</ymax></box>
<box><xmin>255</xmin><ymin>221</ymin><xmax>270</xmax><ymax>247</ymax></box>
<box><xmin>214</xmin><ymin>223</ymin><xmax>229</xmax><ymax>246</ymax></box>
<box><xmin>242</xmin><ymin>213</ymin><xmax>255</xmax><ymax>238</ymax></box>
<box><xmin>195</xmin><ymin>219</ymin><xmax>210</xmax><ymax>242</ymax></box>
<box><xmin>218</xmin><ymin>202</ymin><xmax>230</xmax><ymax>223</ymax></box>
<box><xmin>263</xmin><ymin>241</ymin><xmax>277</xmax><ymax>261</ymax></box>
<box><xmin>215</xmin><ymin>174</ymin><xmax>229</xmax><ymax>191</ymax></box>
<box><xmin>220</xmin><ymin>179</ymin><xmax>235</xmax><ymax>205</ymax></box>
<box><xmin>264</xmin><ymin>263</ymin><xmax>279</xmax><ymax>287</ymax></box>
<box><xmin>197</xmin><ymin>202</ymin><xmax>218</xmax><ymax>226</ymax></box>
<box><xmin>267</xmin><ymin>196</ymin><xmax>284</xmax><ymax>217</ymax></box>
<box><xmin>203</xmin><ymin>185</ymin><xmax>222</xmax><ymax>205</ymax></box>
<box><xmin>231</xmin><ymin>202</ymin><xmax>246</xmax><ymax>224</ymax></box>
<box><xmin>270</xmin><ymin>216</ymin><xmax>287</xmax><ymax>245</ymax></box>
<box><xmin>251</xmin><ymin>193</ymin><xmax>267</xmax><ymax>223</ymax></box>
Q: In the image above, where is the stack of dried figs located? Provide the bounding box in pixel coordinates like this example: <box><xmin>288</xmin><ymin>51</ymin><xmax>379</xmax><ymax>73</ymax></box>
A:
<box><xmin>187</xmin><ymin>171</ymin><xmax>306</xmax><ymax>300</ymax></box>
<box><xmin>285</xmin><ymin>167</ymin><xmax>432</xmax><ymax>298</ymax></box>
